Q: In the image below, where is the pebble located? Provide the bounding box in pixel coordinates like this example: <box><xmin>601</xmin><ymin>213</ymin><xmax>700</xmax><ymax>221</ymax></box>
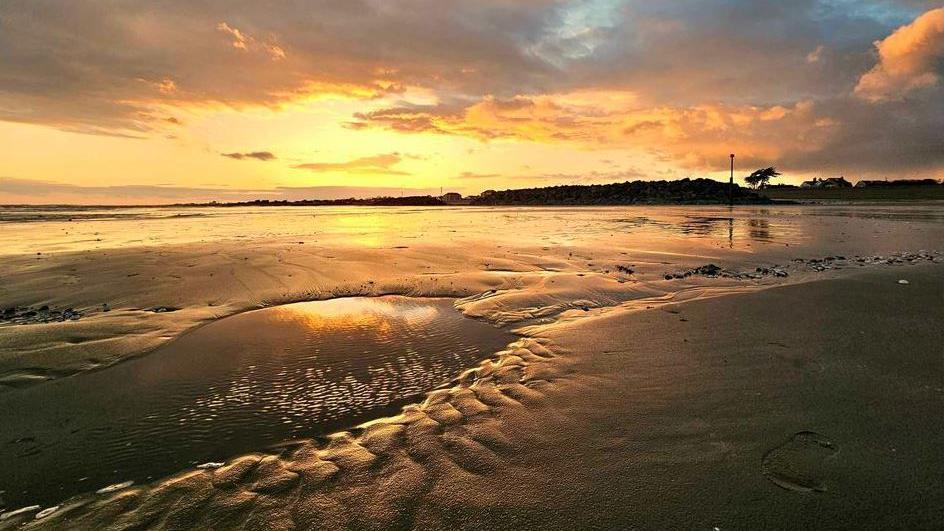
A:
<box><xmin>668</xmin><ymin>263</ymin><xmax>787</xmax><ymax>281</ymax></box>
<box><xmin>898</xmin><ymin>279</ymin><xmax>910</xmax><ymax>285</ymax></box>
<box><xmin>0</xmin><ymin>306</ymin><xmax>83</xmax><ymax>325</ymax></box>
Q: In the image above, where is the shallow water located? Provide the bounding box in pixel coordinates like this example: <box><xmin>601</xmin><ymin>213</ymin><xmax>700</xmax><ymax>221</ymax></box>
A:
<box><xmin>2</xmin><ymin>203</ymin><xmax>943</xmax><ymax>257</ymax></box>
<box><xmin>0</xmin><ymin>296</ymin><xmax>514</xmax><ymax>507</ymax></box>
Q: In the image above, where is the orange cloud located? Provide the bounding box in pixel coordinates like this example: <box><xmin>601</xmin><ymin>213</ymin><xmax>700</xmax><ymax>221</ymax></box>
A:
<box><xmin>217</xmin><ymin>22</ymin><xmax>285</xmax><ymax>60</ymax></box>
<box><xmin>350</xmin><ymin>92</ymin><xmax>835</xmax><ymax>171</ymax></box>
<box><xmin>855</xmin><ymin>7</ymin><xmax>944</xmax><ymax>102</ymax></box>
<box><xmin>221</xmin><ymin>151</ymin><xmax>277</xmax><ymax>161</ymax></box>
<box><xmin>293</xmin><ymin>153</ymin><xmax>411</xmax><ymax>176</ymax></box>
<box><xmin>157</xmin><ymin>78</ymin><xmax>178</xmax><ymax>94</ymax></box>
<box><xmin>1</xmin><ymin>1</ymin><xmax>942</xmax><ymax>179</ymax></box>
<box><xmin>806</xmin><ymin>45</ymin><xmax>825</xmax><ymax>64</ymax></box>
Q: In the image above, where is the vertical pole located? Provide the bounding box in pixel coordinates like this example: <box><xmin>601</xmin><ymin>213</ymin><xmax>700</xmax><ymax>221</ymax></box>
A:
<box><xmin>729</xmin><ymin>153</ymin><xmax>735</xmax><ymax>206</ymax></box>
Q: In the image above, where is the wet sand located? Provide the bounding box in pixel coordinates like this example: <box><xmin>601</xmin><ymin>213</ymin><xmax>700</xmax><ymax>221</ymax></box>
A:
<box><xmin>1</xmin><ymin>205</ymin><xmax>942</xmax><ymax>528</ymax></box>
<box><xmin>3</xmin><ymin>204</ymin><xmax>943</xmax><ymax>388</ymax></box>
<box><xmin>1</xmin><ymin>297</ymin><xmax>514</xmax><ymax>508</ymax></box>
<box><xmin>4</xmin><ymin>264</ymin><xmax>941</xmax><ymax>529</ymax></box>
<box><xmin>532</xmin><ymin>263</ymin><xmax>943</xmax><ymax>529</ymax></box>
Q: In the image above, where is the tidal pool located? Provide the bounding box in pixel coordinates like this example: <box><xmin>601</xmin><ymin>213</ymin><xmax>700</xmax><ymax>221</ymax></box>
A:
<box><xmin>0</xmin><ymin>296</ymin><xmax>515</xmax><ymax>508</ymax></box>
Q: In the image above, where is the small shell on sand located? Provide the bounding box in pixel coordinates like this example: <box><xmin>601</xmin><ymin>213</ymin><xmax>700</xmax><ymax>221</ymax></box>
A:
<box><xmin>95</xmin><ymin>480</ymin><xmax>134</xmax><ymax>495</ymax></box>
<box><xmin>35</xmin><ymin>506</ymin><xmax>60</xmax><ymax>519</ymax></box>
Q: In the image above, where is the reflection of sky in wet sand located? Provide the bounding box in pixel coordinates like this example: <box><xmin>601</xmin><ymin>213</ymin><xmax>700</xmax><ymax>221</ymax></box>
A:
<box><xmin>270</xmin><ymin>297</ymin><xmax>441</xmax><ymax>334</ymax></box>
<box><xmin>5</xmin><ymin>204</ymin><xmax>942</xmax><ymax>256</ymax></box>
<box><xmin>4</xmin><ymin>205</ymin><xmax>942</xmax><ymax>273</ymax></box>
<box><xmin>0</xmin><ymin>296</ymin><xmax>513</xmax><ymax>508</ymax></box>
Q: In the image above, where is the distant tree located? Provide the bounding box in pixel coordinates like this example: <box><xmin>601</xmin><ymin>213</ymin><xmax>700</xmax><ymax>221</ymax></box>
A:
<box><xmin>744</xmin><ymin>167</ymin><xmax>781</xmax><ymax>189</ymax></box>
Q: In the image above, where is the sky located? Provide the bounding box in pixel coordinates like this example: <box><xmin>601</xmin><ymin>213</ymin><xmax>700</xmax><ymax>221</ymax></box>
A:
<box><xmin>0</xmin><ymin>0</ymin><xmax>942</xmax><ymax>204</ymax></box>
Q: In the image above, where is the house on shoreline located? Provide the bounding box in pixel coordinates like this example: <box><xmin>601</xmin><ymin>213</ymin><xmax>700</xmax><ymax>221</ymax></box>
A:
<box><xmin>801</xmin><ymin>177</ymin><xmax>852</xmax><ymax>189</ymax></box>
<box><xmin>440</xmin><ymin>192</ymin><xmax>471</xmax><ymax>205</ymax></box>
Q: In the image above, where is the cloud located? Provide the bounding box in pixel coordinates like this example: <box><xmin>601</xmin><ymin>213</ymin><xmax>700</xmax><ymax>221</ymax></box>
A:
<box><xmin>217</xmin><ymin>22</ymin><xmax>249</xmax><ymax>50</ymax></box>
<box><xmin>855</xmin><ymin>7</ymin><xmax>944</xmax><ymax>101</ymax></box>
<box><xmin>807</xmin><ymin>45</ymin><xmax>826</xmax><ymax>64</ymax></box>
<box><xmin>777</xmin><ymin>93</ymin><xmax>944</xmax><ymax>174</ymax></box>
<box><xmin>293</xmin><ymin>153</ymin><xmax>410</xmax><ymax>175</ymax></box>
<box><xmin>216</xmin><ymin>22</ymin><xmax>286</xmax><ymax>60</ymax></box>
<box><xmin>0</xmin><ymin>0</ymin><xmax>942</xmax><ymax>178</ymax></box>
<box><xmin>474</xmin><ymin>168</ymin><xmax>654</xmax><ymax>190</ymax></box>
<box><xmin>0</xmin><ymin>177</ymin><xmax>438</xmax><ymax>205</ymax></box>
<box><xmin>0</xmin><ymin>1</ymin><xmax>555</xmax><ymax>134</ymax></box>
<box><xmin>456</xmin><ymin>172</ymin><xmax>501</xmax><ymax>180</ymax></box>
<box><xmin>350</xmin><ymin>94</ymin><xmax>836</xmax><ymax>169</ymax></box>
<box><xmin>221</xmin><ymin>151</ymin><xmax>277</xmax><ymax>161</ymax></box>
<box><xmin>353</xmin><ymin>79</ymin><xmax>943</xmax><ymax>176</ymax></box>
<box><xmin>0</xmin><ymin>2</ymin><xmax>930</xmax><ymax>127</ymax></box>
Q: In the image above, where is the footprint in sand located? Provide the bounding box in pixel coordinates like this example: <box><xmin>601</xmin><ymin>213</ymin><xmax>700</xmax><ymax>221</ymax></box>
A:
<box><xmin>762</xmin><ymin>431</ymin><xmax>838</xmax><ymax>493</ymax></box>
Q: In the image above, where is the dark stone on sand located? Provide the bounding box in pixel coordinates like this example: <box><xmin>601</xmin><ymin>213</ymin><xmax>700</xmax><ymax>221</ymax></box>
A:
<box><xmin>691</xmin><ymin>264</ymin><xmax>723</xmax><ymax>277</ymax></box>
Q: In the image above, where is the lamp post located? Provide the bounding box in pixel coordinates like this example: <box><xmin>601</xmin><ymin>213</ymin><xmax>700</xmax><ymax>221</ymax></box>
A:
<box><xmin>729</xmin><ymin>153</ymin><xmax>735</xmax><ymax>206</ymax></box>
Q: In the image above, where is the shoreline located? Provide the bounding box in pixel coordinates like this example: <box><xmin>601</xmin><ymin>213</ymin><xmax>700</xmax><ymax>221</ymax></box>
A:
<box><xmin>5</xmin><ymin>262</ymin><xmax>941</xmax><ymax>528</ymax></box>
<box><xmin>4</xmin><ymin>194</ymin><xmax>944</xmax><ymax>211</ymax></box>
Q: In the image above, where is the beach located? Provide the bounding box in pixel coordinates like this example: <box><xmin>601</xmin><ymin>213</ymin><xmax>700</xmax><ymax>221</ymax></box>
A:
<box><xmin>1</xmin><ymin>204</ymin><xmax>942</xmax><ymax>529</ymax></box>
<box><xmin>4</xmin><ymin>0</ymin><xmax>944</xmax><ymax>527</ymax></box>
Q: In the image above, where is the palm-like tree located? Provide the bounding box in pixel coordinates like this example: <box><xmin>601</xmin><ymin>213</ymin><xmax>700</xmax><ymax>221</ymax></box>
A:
<box><xmin>744</xmin><ymin>167</ymin><xmax>781</xmax><ymax>189</ymax></box>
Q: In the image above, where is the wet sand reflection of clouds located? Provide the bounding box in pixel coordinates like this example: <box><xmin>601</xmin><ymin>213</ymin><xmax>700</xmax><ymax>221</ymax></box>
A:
<box><xmin>748</xmin><ymin>218</ymin><xmax>773</xmax><ymax>242</ymax></box>
<box><xmin>1</xmin><ymin>204</ymin><xmax>924</xmax><ymax>256</ymax></box>
<box><xmin>270</xmin><ymin>297</ymin><xmax>442</xmax><ymax>337</ymax></box>
<box><xmin>618</xmin><ymin>212</ymin><xmax>782</xmax><ymax>248</ymax></box>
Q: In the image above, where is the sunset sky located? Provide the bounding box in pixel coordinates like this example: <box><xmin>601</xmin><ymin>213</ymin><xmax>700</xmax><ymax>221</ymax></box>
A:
<box><xmin>1</xmin><ymin>1</ymin><xmax>942</xmax><ymax>204</ymax></box>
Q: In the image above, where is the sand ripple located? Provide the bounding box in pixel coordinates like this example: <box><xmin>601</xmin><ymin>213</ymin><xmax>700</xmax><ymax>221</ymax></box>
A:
<box><xmin>5</xmin><ymin>338</ymin><xmax>558</xmax><ymax>530</ymax></box>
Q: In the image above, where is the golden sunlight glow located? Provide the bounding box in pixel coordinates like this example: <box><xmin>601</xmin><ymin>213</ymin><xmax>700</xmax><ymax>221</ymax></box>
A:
<box><xmin>271</xmin><ymin>298</ymin><xmax>440</xmax><ymax>337</ymax></box>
